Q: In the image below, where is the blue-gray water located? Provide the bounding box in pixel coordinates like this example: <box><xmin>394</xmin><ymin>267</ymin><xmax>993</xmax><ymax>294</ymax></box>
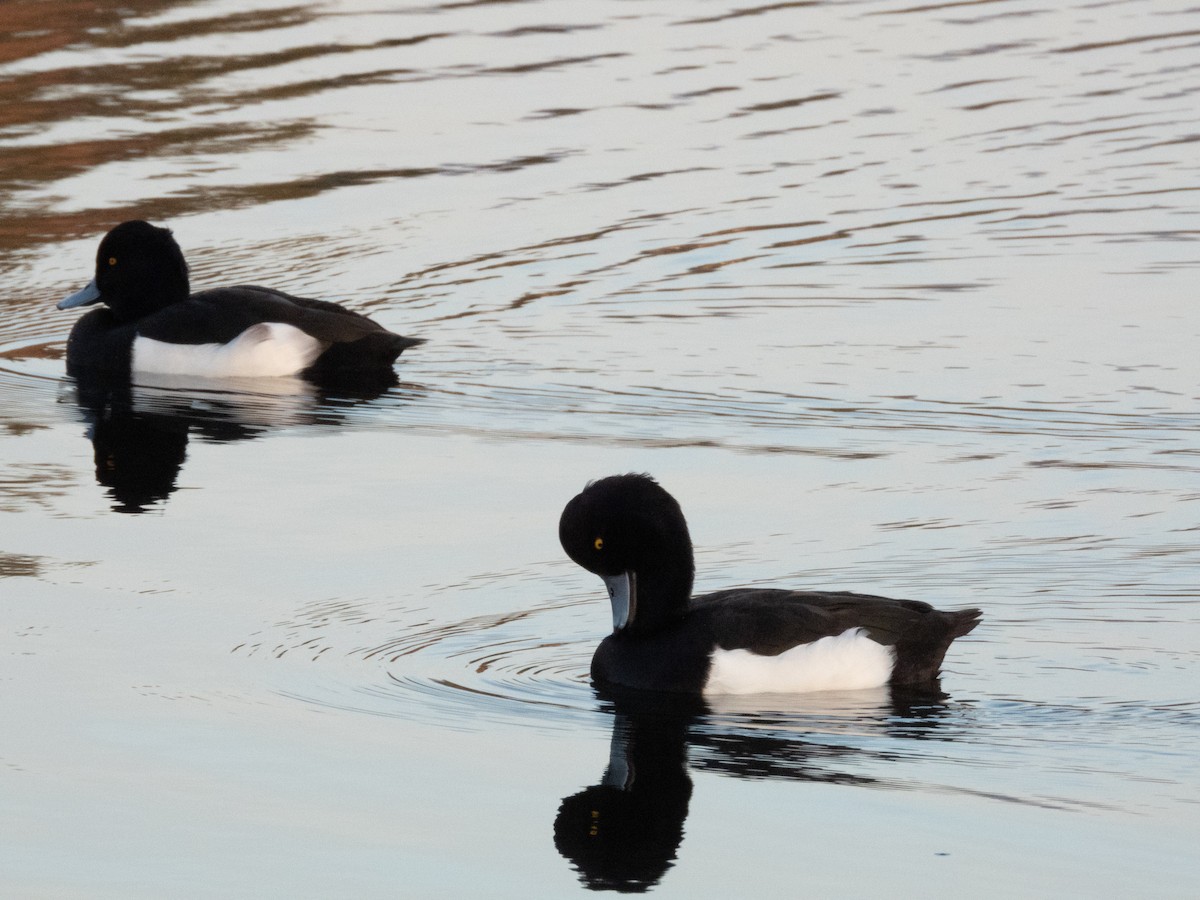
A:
<box><xmin>2</xmin><ymin>1</ymin><xmax>1198</xmax><ymax>896</ymax></box>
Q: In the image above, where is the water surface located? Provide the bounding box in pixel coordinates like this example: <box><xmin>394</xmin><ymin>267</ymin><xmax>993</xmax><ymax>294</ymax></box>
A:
<box><xmin>2</xmin><ymin>1</ymin><xmax>1198</xmax><ymax>897</ymax></box>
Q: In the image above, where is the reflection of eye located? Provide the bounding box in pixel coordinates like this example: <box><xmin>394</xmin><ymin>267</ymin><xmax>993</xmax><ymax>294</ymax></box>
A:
<box><xmin>593</xmin><ymin>537</ymin><xmax>604</xmax><ymax>551</ymax></box>
<box><xmin>108</xmin><ymin>257</ymin><xmax>117</xmax><ymax>266</ymax></box>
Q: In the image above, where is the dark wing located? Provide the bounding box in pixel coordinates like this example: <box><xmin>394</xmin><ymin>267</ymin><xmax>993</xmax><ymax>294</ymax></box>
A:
<box><xmin>693</xmin><ymin>588</ymin><xmax>980</xmax><ymax>656</ymax></box>
<box><xmin>227</xmin><ymin>288</ymin><xmax>425</xmax><ymax>369</ymax></box>
<box><xmin>137</xmin><ymin>287</ymin><xmax>394</xmax><ymax>346</ymax></box>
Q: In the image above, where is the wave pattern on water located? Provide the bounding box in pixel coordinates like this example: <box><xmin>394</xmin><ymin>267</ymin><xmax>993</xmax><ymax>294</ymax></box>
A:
<box><xmin>256</xmin><ymin>590</ymin><xmax>601</xmax><ymax>733</ymax></box>
<box><xmin>2</xmin><ymin>1</ymin><xmax>1198</xmax><ymax>271</ymax></box>
<box><xmin>2</xmin><ymin>0</ymin><xmax>1199</xmax><ymax>842</ymax></box>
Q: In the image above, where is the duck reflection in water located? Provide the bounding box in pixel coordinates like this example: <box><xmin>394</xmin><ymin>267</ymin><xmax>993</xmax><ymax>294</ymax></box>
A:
<box><xmin>554</xmin><ymin>685</ymin><xmax>954</xmax><ymax>893</ymax></box>
<box><xmin>69</xmin><ymin>366</ymin><xmax>411</xmax><ymax>514</ymax></box>
<box><xmin>554</xmin><ymin>691</ymin><xmax>698</xmax><ymax>894</ymax></box>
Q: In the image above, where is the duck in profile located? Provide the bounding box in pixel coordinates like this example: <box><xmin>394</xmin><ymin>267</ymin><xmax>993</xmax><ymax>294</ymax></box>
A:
<box><xmin>559</xmin><ymin>473</ymin><xmax>981</xmax><ymax>695</ymax></box>
<box><xmin>57</xmin><ymin>220</ymin><xmax>422</xmax><ymax>385</ymax></box>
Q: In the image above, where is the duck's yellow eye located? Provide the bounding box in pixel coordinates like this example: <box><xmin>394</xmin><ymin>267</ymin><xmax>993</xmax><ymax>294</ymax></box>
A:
<box><xmin>593</xmin><ymin>537</ymin><xmax>604</xmax><ymax>551</ymax></box>
<box><xmin>108</xmin><ymin>257</ymin><xmax>117</xmax><ymax>266</ymax></box>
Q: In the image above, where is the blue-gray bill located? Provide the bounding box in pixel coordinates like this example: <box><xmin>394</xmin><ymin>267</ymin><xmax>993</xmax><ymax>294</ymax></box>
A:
<box><xmin>57</xmin><ymin>279</ymin><xmax>102</xmax><ymax>310</ymax></box>
<box><xmin>602</xmin><ymin>571</ymin><xmax>637</xmax><ymax>632</ymax></box>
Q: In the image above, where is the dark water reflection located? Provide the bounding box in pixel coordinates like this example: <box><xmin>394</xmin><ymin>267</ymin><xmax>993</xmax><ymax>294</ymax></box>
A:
<box><xmin>553</xmin><ymin>682</ymin><xmax>1200</xmax><ymax>892</ymax></box>
<box><xmin>554</xmin><ymin>686</ymin><xmax>955</xmax><ymax>893</ymax></box>
<box><xmin>554</xmin><ymin>693</ymin><xmax>698</xmax><ymax>894</ymax></box>
<box><xmin>67</xmin><ymin>367</ymin><xmax>417</xmax><ymax>512</ymax></box>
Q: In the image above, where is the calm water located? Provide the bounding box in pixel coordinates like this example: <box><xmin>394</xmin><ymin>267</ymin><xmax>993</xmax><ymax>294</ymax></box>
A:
<box><xmin>2</xmin><ymin>0</ymin><xmax>1199</xmax><ymax>896</ymax></box>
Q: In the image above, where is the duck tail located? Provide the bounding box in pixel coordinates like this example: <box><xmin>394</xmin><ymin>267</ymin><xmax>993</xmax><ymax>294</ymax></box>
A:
<box><xmin>948</xmin><ymin>607</ymin><xmax>983</xmax><ymax>639</ymax></box>
<box><xmin>890</xmin><ymin>606</ymin><xmax>982</xmax><ymax>686</ymax></box>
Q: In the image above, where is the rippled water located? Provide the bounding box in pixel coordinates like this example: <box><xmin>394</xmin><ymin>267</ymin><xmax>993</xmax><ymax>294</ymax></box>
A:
<box><xmin>2</xmin><ymin>1</ymin><xmax>1198</xmax><ymax>897</ymax></box>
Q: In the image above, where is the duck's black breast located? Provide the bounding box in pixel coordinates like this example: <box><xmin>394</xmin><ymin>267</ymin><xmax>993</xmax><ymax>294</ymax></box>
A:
<box><xmin>593</xmin><ymin>622</ymin><xmax>717</xmax><ymax>694</ymax></box>
<box><xmin>65</xmin><ymin>308</ymin><xmax>139</xmax><ymax>374</ymax></box>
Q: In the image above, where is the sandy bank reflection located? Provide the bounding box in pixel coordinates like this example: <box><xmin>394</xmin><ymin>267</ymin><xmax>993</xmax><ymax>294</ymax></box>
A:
<box><xmin>555</xmin><ymin>686</ymin><xmax>955</xmax><ymax>893</ymax></box>
<box><xmin>69</xmin><ymin>366</ymin><xmax>413</xmax><ymax>513</ymax></box>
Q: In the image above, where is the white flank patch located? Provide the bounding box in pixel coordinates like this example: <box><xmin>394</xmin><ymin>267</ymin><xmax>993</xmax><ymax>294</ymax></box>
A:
<box><xmin>703</xmin><ymin>628</ymin><xmax>895</xmax><ymax>696</ymax></box>
<box><xmin>131</xmin><ymin>323</ymin><xmax>323</xmax><ymax>378</ymax></box>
